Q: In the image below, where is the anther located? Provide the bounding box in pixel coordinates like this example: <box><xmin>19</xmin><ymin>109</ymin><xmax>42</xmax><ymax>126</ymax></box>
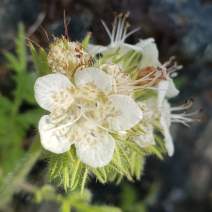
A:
<box><xmin>91</xmin><ymin>131</ymin><xmax>97</xmax><ymax>137</ymax></box>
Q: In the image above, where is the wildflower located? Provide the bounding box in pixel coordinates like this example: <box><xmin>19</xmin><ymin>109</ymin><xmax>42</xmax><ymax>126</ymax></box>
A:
<box><xmin>142</xmin><ymin>98</ymin><xmax>198</xmax><ymax>156</ymax></box>
<box><xmin>34</xmin><ymin>67</ymin><xmax>142</xmax><ymax>167</ymax></box>
<box><xmin>88</xmin><ymin>13</ymin><xmax>142</xmax><ymax>57</ymax></box>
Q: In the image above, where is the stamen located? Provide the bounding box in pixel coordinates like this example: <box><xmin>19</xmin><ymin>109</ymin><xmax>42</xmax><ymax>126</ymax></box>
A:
<box><xmin>111</xmin><ymin>17</ymin><xmax>117</xmax><ymax>44</ymax></box>
<box><xmin>124</xmin><ymin>27</ymin><xmax>140</xmax><ymax>41</ymax></box>
<box><xmin>102</xmin><ymin>12</ymin><xmax>140</xmax><ymax>45</ymax></box>
<box><xmin>168</xmin><ymin>98</ymin><xmax>194</xmax><ymax>112</ymax></box>
<box><xmin>103</xmin><ymin>114</ymin><xmax>110</xmax><ymax>121</ymax></box>
<box><xmin>101</xmin><ymin>20</ymin><xmax>112</xmax><ymax>40</ymax></box>
<box><xmin>91</xmin><ymin>131</ymin><xmax>97</xmax><ymax>137</ymax></box>
<box><xmin>115</xmin><ymin>15</ymin><xmax>122</xmax><ymax>43</ymax></box>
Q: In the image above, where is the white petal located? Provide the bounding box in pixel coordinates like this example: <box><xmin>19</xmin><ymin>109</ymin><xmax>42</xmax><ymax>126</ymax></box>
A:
<box><xmin>107</xmin><ymin>95</ymin><xmax>143</xmax><ymax>131</ymax></box>
<box><xmin>116</xmin><ymin>43</ymin><xmax>142</xmax><ymax>55</ymax></box>
<box><xmin>38</xmin><ymin>115</ymin><xmax>71</xmax><ymax>154</ymax></box>
<box><xmin>160</xmin><ymin>116</ymin><xmax>174</xmax><ymax>156</ymax></box>
<box><xmin>166</xmin><ymin>78</ymin><xmax>179</xmax><ymax>98</ymax></box>
<box><xmin>87</xmin><ymin>44</ymin><xmax>108</xmax><ymax>55</ymax></box>
<box><xmin>137</xmin><ymin>40</ymin><xmax>161</xmax><ymax>68</ymax></box>
<box><xmin>34</xmin><ymin>74</ymin><xmax>74</xmax><ymax>112</ymax></box>
<box><xmin>136</xmin><ymin>38</ymin><xmax>155</xmax><ymax>48</ymax></box>
<box><xmin>157</xmin><ymin>80</ymin><xmax>169</xmax><ymax>108</ymax></box>
<box><xmin>74</xmin><ymin>67</ymin><xmax>113</xmax><ymax>95</ymax></box>
<box><xmin>162</xmin><ymin>99</ymin><xmax>171</xmax><ymax>127</ymax></box>
<box><xmin>75</xmin><ymin>131</ymin><xmax>115</xmax><ymax>168</ymax></box>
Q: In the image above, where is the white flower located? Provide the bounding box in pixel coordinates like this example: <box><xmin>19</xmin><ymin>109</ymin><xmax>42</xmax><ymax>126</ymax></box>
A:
<box><xmin>157</xmin><ymin>58</ymin><xmax>183</xmax><ymax>108</ymax></box>
<box><xmin>87</xmin><ymin>13</ymin><xmax>141</xmax><ymax>57</ymax></box>
<box><xmin>159</xmin><ymin>98</ymin><xmax>198</xmax><ymax>156</ymax></box>
<box><xmin>87</xmin><ymin>13</ymin><xmax>180</xmax><ymax>103</ymax></box>
<box><xmin>34</xmin><ymin>67</ymin><xmax>142</xmax><ymax>167</ymax></box>
<box><xmin>87</xmin><ymin>13</ymin><xmax>159</xmax><ymax>70</ymax></box>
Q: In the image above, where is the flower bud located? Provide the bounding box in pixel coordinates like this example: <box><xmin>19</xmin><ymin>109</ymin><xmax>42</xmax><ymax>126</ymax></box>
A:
<box><xmin>47</xmin><ymin>38</ymin><xmax>89</xmax><ymax>78</ymax></box>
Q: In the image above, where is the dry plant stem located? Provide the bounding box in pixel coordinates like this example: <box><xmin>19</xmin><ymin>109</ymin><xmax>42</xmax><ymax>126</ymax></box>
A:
<box><xmin>0</xmin><ymin>135</ymin><xmax>42</xmax><ymax>207</ymax></box>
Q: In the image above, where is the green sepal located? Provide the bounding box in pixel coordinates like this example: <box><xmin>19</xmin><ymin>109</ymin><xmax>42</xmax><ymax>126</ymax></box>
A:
<box><xmin>28</xmin><ymin>42</ymin><xmax>42</xmax><ymax>76</ymax></box>
<box><xmin>39</xmin><ymin>47</ymin><xmax>51</xmax><ymax>75</ymax></box>
<box><xmin>82</xmin><ymin>32</ymin><xmax>91</xmax><ymax>49</ymax></box>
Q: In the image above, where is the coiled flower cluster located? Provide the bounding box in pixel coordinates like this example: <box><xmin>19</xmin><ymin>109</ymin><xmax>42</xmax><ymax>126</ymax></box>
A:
<box><xmin>33</xmin><ymin>13</ymin><xmax>199</xmax><ymax>190</ymax></box>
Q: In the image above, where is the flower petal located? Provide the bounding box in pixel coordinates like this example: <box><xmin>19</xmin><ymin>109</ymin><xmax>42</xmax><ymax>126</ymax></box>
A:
<box><xmin>166</xmin><ymin>78</ymin><xmax>179</xmax><ymax>98</ymax></box>
<box><xmin>162</xmin><ymin>99</ymin><xmax>171</xmax><ymax>127</ymax></box>
<box><xmin>136</xmin><ymin>38</ymin><xmax>155</xmax><ymax>48</ymax></box>
<box><xmin>75</xmin><ymin>123</ymin><xmax>115</xmax><ymax>167</ymax></box>
<box><xmin>34</xmin><ymin>74</ymin><xmax>74</xmax><ymax>112</ymax></box>
<box><xmin>157</xmin><ymin>80</ymin><xmax>169</xmax><ymax>108</ymax></box>
<box><xmin>106</xmin><ymin>95</ymin><xmax>143</xmax><ymax>131</ymax></box>
<box><xmin>74</xmin><ymin>67</ymin><xmax>113</xmax><ymax>96</ymax></box>
<box><xmin>38</xmin><ymin>115</ymin><xmax>71</xmax><ymax>154</ymax></box>
<box><xmin>160</xmin><ymin>116</ymin><xmax>174</xmax><ymax>156</ymax></box>
<box><xmin>136</xmin><ymin>39</ymin><xmax>161</xmax><ymax>68</ymax></box>
<box><xmin>87</xmin><ymin>44</ymin><xmax>108</xmax><ymax>55</ymax></box>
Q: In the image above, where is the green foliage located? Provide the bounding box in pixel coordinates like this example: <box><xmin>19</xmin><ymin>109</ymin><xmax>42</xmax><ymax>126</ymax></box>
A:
<box><xmin>0</xmin><ymin>25</ymin><xmax>122</xmax><ymax>212</ymax></box>
<box><xmin>43</xmin><ymin>143</ymin><xmax>146</xmax><ymax>193</ymax></box>
<box><xmin>33</xmin><ymin>184</ymin><xmax>121</xmax><ymax>212</ymax></box>
<box><xmin>119</xmin><ymin>181</ymin><xmax>161</xmax><ymax>212</ymax></box>
<box><xmin>0</xmin><ymin>24</ymin><xmax>43</xmax><ymax>182</ymax></box>
<box><xmin>173</xmin><ymin>76</ymin><xmax>187</xmax><ymax>89</ymax></box>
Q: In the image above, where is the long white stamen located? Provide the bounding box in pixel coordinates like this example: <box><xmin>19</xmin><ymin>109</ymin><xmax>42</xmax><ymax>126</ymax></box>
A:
<box><xmin>101</xmin><ymin>13</ymin><xmax>140</xmax><ymax>45</ymax></box>
<box><xmin>115</xmin><ymin>16</ymin><xmax>122</xmax><ymax>43</ymax></box>
<box><xmin>124</xmin><ymin>27</ymin><xmax>140</xmax><ymax>40</ymax></box>
<box><xmin>118</xmin><ymin>15</ymin><xmax>127</xmax><ymax>42</ymax></box>
<box><xmin>101</xmin><ymin>20</ymin><xmax>112</xmax><ymax>40</ymax></box>
<box><xmin>111</xmin><ymin>16</ymin><xmax>117</xmax><ymax>44</ymax></box>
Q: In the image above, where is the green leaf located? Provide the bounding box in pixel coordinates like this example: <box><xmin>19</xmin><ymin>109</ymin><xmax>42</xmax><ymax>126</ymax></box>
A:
<box><xmin>16</xmin><ymin>108</ymin><xmax>43</xmax><ymax>129</ymax></box>
<box><xmin>0</xmin><ymin>96</ymin><xmax>12</xmax><ymax>111</ymax></box>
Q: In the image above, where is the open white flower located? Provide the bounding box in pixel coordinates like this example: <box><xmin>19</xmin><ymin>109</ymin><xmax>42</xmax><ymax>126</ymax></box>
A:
<box><xmin>34</xmin><ymin>67</ymin><xmax>142</xmax><ymax>167</ymax></box>
<box><xmin>137</xmin><ymin>98</ymin><xmax>174</xmax><ymax>156</ymax></box>
<box><xmin>87</xmin><ymin>13</ymin><xmax>180</xmax><ymax>104</ymax></box>
<box><xmin>157</xmin><ymin>60</ymin><xmax>182</xmax><ymax>108</ymax></box>
<box><xmin>87</xmin><ymin>13</ymin><xmax>141</xmax><ymax>58</ymax></box>
<box><xmin>158</xmin><ymin>98</ymin><xmax>198</xmax><ymax>156</ymax></box>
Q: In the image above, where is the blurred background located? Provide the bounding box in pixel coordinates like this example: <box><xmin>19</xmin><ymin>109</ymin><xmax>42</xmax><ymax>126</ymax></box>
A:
<box><xmin>0</xmin><ymin>0</ymin><xmax>212</xmax><ymax>211</ymax></box>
